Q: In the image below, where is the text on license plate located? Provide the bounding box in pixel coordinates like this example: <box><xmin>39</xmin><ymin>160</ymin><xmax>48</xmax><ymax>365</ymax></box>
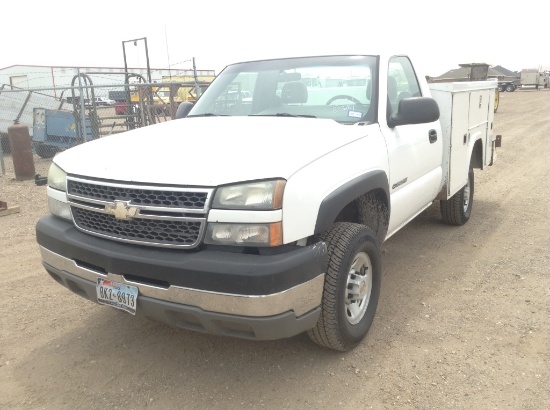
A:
<box><xmin>96</xmin><ymin>278</ymin><xmax>138</xmax><ymax>315</ymax></box>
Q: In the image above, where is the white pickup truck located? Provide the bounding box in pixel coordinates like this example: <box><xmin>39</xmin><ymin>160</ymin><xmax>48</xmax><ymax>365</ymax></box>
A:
<box><xmin>36</xmin><ymin>53</ymin><xmax>501</xmax><ymax>351</ymax></box>
<box><xmin>85</xmin><ymin>96</ymin><xmax>115</xmax><ymax>107</ymax></box>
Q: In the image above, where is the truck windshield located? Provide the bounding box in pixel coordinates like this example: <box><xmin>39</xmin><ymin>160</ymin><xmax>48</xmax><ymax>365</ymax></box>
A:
<box><xmin>189</xmin><ymin>55</ymin><xmax>378</xmax><ymax>124</ymax></box>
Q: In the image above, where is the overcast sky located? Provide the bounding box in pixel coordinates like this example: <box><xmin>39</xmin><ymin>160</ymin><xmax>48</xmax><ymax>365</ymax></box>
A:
<box><xmin>1</xmin><ymin>0</ymin><xmax>547</xmax><ymax>77</ymax></box>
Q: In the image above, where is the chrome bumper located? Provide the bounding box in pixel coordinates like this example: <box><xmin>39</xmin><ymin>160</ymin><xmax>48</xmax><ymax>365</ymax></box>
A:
<box><xmin>40</xmin><ymin>246</ymin><xmax>324</xmax><ymax>318</ymax></box>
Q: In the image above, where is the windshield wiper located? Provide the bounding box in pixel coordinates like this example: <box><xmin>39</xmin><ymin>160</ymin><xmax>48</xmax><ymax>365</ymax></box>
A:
<box><xmin>251</xmin><ymin>113</ymin><xmax>317</xmax><ymax>118</ymax></box>
<box><xmin>187</xmin><ymin>113</ymin><xmax>225</xmax><ymax>117</ymax></box>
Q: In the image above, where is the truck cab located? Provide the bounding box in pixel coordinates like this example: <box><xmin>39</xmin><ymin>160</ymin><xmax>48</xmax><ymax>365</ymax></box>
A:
<box><xmin>520</xmin><ymin>69</ymin><xmax>549</xmax><ymax>89</ymax></box>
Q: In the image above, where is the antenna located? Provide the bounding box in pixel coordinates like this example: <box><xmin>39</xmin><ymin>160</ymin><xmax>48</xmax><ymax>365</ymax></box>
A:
<box><xmin>165</xmin><ymin>25</ymin><xmax>172</xmax><ymax>79</ymax></box>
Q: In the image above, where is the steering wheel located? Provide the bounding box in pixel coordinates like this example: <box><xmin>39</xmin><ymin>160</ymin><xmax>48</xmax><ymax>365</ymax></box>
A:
<box><xmin>326</xmin><ymin>95</ymin><xmax>363</xmax><ymax>105</ymax></box>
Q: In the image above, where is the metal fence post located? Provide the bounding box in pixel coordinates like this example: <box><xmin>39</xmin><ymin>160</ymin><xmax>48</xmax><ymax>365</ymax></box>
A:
<box><xmin>77</xmin><ymin>68</ymin><xmax>87</xmax><ymax>142</ymax></box>
<box><xmin>0</xmin><ymin>133</ymin><xmax>4</xmax><ymax>175</ymax></box>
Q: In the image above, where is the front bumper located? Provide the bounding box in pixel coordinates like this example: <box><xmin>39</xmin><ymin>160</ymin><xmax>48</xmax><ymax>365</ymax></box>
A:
<box><xmin>36</xmin><ymin>215</ymin><xmax>327</xmax><ymax>340</ymax></box>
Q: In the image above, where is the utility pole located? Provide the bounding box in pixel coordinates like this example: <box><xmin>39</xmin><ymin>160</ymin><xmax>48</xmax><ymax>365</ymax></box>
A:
<box><xmin>165</xmin><ymin>25</ymin><xmax>172</xmax><ymax>80</ymax></box>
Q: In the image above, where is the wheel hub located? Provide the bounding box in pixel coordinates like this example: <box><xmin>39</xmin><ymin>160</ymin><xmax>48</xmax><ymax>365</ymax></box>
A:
<box><xmin>345</xmin><ymin>251</ymin><xmax>373</xmax><ymax>325</ymax></box>
<box><xmin>359</xmin><ymin>280</ymin><xmax>367</xmax><ymax>297</ymax></box>
<box><xmin>463</xmin><ymin>176</ymin><xmax>471</xmax><ymax>212</ymax></box>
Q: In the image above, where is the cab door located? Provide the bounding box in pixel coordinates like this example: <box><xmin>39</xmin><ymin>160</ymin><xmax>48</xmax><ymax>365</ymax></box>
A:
<box><xmin>381</xmin><ymin>56</ymin><xmax>443</xmax><ymax>236</ymax></box>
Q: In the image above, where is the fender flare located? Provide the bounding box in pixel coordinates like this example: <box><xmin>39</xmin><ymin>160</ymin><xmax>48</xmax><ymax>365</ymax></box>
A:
<box><xmin>314</xmin><ymin>170</ymin><xmax>390</xmax><ymax>234</ymax></box>
<box><xmin>468</xmin><ymin>134</ymin><xmax>485</xmax><ymax>170</ymax></box>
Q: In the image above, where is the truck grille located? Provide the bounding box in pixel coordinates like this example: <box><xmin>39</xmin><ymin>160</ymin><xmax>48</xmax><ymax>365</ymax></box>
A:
<box><xmin>68</xmin><ymin>180</ymin><xmax>208</xmax><ymax>209</ymax></box>
<box><xmin>71</xmin><ymin>207</ymin><xmax>202</xmax><ymax>246</ymax></box>
<box><xmin>67</xmin><ymin>177</ymin><xmax>213</xmax><ymax>249</ymax></box>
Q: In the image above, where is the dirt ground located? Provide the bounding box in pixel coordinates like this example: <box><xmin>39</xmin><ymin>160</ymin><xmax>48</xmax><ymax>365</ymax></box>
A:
<box><xmin>0</xmin><ymin>90</ymin><xmax>548</xmax><ymax>409</ymax></box>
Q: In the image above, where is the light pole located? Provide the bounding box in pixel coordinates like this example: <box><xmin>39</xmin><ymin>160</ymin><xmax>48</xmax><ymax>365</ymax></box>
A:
<box><xmin>122</xmin><ymin>37</ymin><xmax>152</xmax><ymax>83</ymax></box>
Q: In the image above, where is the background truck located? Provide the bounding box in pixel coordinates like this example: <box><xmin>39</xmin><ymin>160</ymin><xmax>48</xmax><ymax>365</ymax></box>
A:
<box><xmin>86</xmin><ymin>96</ymin><xmax>115</xmax><ymax>107</ymax></box>
<box><xmin>520</xmin><ymin>69</ymin><xmax>549</xmax><ymax>89</ymax></box>
<box><xmin>497</xmin><ymin>80</ymin><xmax>517</xmax><ymax>92</ymax></box>
<box><xmin>36</xmin><ymin>53</ymin><xmax>500</xmax><ymax>352</ymax></box>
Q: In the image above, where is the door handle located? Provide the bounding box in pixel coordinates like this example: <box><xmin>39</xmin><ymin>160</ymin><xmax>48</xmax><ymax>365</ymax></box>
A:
<box><xmin>429</xmin><ymin>129</ymin><xmax>437</xmax><ymax>143</ymax></box>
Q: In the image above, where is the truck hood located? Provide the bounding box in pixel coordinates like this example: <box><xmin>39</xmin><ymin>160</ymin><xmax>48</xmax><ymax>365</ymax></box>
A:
<box><xmin>54</xmin><ymin>116</ymin><xmax>370</xmax><ymax>186</ymax></box>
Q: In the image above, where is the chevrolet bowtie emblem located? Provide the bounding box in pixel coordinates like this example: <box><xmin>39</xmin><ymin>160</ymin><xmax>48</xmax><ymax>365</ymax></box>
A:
<box><xmin>105</xmin><ymin>200</ymin><xmax>138</xmax><ymax>220</ymax></box>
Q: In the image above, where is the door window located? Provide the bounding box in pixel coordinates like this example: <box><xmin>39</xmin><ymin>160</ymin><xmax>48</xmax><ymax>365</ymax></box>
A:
<box><xmin>387</xmin><ymin>56</ymin><xmax>422</xmax><ymax>118</ymax></box>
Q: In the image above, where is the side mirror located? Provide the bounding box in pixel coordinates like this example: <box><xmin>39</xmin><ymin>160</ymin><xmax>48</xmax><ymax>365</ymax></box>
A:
<box><xmin>176</xmin><ymin>102</ymin><xmax>194</xmax><ymax>119</ymax></box>
<box><xmin>388</xmin><ymin>97</ymin><xmax>440</xmax><ymax>128</ymax></box>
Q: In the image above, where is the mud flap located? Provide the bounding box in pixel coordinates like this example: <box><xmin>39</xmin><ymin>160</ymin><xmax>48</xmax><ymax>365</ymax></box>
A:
<box><xmin>489</xmin><ymin>134</ymin><xmax>502</xmax><ymax>166</ymax></box>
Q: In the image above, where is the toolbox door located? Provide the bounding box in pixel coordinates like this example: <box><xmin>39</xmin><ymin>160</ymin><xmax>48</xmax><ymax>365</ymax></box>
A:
<box><xmin>449</xmin><ymin>92</ymin><xmax>470</xmax><ymax>196</ymax></box>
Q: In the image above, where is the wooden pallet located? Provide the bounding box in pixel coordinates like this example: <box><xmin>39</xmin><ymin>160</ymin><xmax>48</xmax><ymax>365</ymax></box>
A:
<box><xmin>0</xmin><ymin>200</ymin><xmax>20</xmax><ymax>217</ymax></box>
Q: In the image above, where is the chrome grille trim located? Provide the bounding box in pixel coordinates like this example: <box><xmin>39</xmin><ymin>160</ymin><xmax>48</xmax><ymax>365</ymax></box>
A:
<box><xmin>67</xmin><ymin>177</ymin><xmax>213</xmax><ymax>249</ymax></box>
<box><xmin>69</xmin><ymin>199</ymin><xmax>199</xmax><ymax>221</ymax></box>
<box><xmin>67</xmin><ymin>177</ymin><xmax>212</xmax><ymax>213</ymax></box>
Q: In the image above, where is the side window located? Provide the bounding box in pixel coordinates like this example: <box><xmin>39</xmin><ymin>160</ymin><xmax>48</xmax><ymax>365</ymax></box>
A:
<box><xmin>387</xmin><ymin>56</ymin><xmax>422</xmax><ymax>117</ymax></box>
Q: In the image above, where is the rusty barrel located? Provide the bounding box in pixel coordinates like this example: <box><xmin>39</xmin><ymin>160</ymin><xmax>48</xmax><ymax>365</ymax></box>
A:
<box><xmin>8</xmin><ymin>122</ymin><xmax>36</xmax><ymax>180</ymax></box>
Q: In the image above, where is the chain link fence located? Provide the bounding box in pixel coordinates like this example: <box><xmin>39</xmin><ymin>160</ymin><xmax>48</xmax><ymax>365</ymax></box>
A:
<box><xmin>1</xmin><ymin>79</ymin><xmax>207</xmax><ymax>178</ymax></box>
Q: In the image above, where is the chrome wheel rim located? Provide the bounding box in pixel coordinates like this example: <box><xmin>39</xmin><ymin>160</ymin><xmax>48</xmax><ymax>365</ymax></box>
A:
<box><xmin>345</xmin><ymin>251</ymin><xmax>372</xmax><ymax>325</ymax></box>
<box><xmin>463</xmin><ymin>176</ymin><xmax>471</xmax><ymax>213</ymax></box>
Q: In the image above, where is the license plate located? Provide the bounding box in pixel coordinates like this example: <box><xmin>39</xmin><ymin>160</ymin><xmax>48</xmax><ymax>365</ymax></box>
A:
<box><xmin>96</xmin><ymin>278</ymin><xmax>138</xmax><ymax>315</ymax></box>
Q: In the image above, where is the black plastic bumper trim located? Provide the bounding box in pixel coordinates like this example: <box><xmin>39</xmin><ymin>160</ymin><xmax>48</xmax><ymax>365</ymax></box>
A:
<box><xmin>36</xmin><ymin>215</ymin><xmax>327</xmax><ymax>295</ymax></box>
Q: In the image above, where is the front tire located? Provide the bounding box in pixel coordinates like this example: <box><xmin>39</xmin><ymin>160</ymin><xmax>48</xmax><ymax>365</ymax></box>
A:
<box><xmin>307</xmin><ymin>222</ymin><xmax>381</xmax><ymax>351</ymax></box>
<box><xmin>440</xmin><ymin>167</ymin><xmax>474</xmax><ymax>225</ymax></box>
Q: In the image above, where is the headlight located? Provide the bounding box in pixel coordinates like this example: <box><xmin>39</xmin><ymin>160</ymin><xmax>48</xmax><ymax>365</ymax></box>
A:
<box><xmin>48</xmin><ymin>163</ymin><xmax>67</xmax><ymax>191</ymax></box>
<box><xmin>212</xmin><ymin>180</ymin><xmax>285</xmax><ymax>210</ymax></box>
<box><xmin>47</xmin><ymin>162</ymin><xmax>71</xmax><ymax>220</ymax></box>
<box><xmin>205</xmin><ymin>222</ymin><xmax>282</xmax><ymax>247</ymax></box>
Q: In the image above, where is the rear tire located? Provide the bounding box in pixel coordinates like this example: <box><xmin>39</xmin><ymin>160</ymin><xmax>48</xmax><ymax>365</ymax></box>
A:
<box><xmin>307</xmin><ymin>222</ymin><xmax>381</xmax><ymax>351</ymax></box>
<box><xmin>440</xmin><ymin>167</ymin><xmax>474</xmax><ymax>225</ymax></box>
<box><xmin>505</xmin><ymin>84</ymin><xmax>515</xmax><ymax>92</ymax></box>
